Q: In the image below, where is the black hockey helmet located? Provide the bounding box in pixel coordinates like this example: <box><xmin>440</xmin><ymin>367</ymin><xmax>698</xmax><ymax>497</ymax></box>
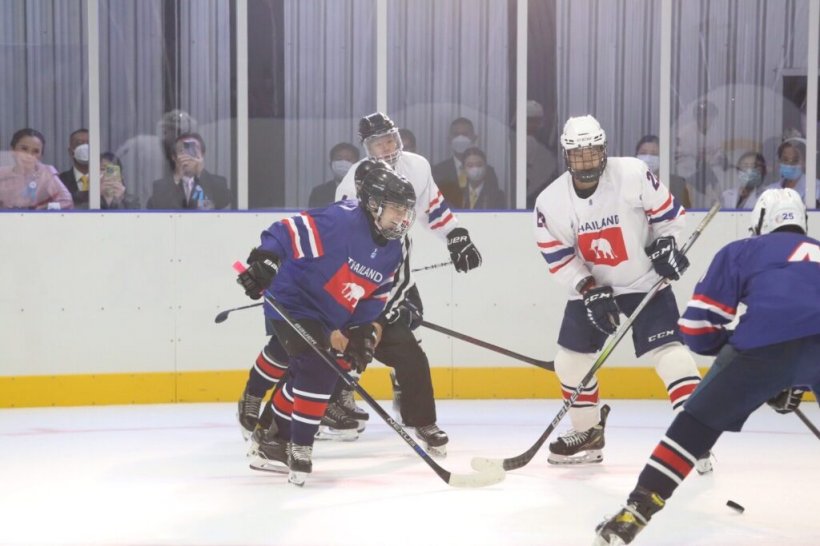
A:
<box><xmin>354</xmin><ymin>158</ymin><xmax>390</xmax><ymax>198</ymax></box>
<box><xmin>359</xmin><ymin>167</ymin><xmax>417</xmax><ymax>240</ymax></box>
<box><xmin>358</xmin><ymin>112</ymin><xmax>403</xmax><ymax>166</ymax></box>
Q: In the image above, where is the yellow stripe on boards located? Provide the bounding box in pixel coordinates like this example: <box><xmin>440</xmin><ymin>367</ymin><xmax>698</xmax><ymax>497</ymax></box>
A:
<box><xmin>0</xmin><ymin>367</ymin><xmax>814</xmax><ymax>408</ymax></box>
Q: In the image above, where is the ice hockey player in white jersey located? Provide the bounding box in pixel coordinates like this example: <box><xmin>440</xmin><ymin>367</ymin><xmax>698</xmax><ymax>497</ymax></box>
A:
<box><xmin>532</xmin><ymin>115</ymin><xmax>710</xmax><ymax>471</ymax></box>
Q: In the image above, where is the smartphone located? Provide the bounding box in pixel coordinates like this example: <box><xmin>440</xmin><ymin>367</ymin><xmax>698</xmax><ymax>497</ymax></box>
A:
<box><xmin>104</xmin><ymin>164</ymin><xmax>121</xmax><ymax>178</ymax></box>
<box><xmin>182</xmin><ymin>140</ymin><xmax>200</xmax><ymax>158</ymax></box>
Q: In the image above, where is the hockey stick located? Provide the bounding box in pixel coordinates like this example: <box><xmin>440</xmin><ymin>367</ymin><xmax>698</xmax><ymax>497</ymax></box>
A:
<box><xmin>794</xmin><ymin>408</ymin><xmax>820</xmax><ymax>440</ymax></box>
<box><xmin>421</xmin><ymin>320</ymin><xmax>554</xmax><ymax>371</ymax></box>
<box><xmin>215</xmin><ymin>262</ymin><xmax>451</xmax><ymax>324</ymax></box>
<box><xmin>472</xmin><ymin>202</ymin><xmax>721</xmax><ymax>472</ymax></box>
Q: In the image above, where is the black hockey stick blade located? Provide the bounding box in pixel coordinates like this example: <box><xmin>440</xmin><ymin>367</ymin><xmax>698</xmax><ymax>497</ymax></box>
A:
<box><xmin>794</xmin><ymin>408</ymin><xmax>820</xmax><ymax>440</ymax></box>
<box><xmin>214</xmin><ymin>302</ymin><xmax>264</xmax><ymax>323</ymax></box>
<box><xmin>471</xmin><ymin>202</ymin><xmax>721</xmax><ymax>473</ymax></box>
<box><xmin>421</xmin><ymin>321</ymin><xmax>554</xmax><ymax>371</ymax></box>
<box><xmin>261</xmin><ymin>293</ymin><xmax>505</xmax><ymax>488</ymax></box>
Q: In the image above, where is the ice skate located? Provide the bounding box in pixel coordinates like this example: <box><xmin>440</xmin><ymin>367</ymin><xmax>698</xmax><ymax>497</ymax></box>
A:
<box><xmin>288</xmin><ymin>444</ymin><xmax>313</xmax><ymax>486</ymax></box>
<box><xmin>248</xmin><ymin>433</ymin><xmax>289</xmax><ymax>474</ymax></box>
<box><xmin>237</xmin><ymin>388</ymin><xmax>263</xmax><ymax>441</ymax></box>
<box><xmin>695</xmin><ymin>450</ymin><xmax>714</xmax><ymax>475</ymax></box>
<box><xmin>548</xmin><ymin>404</ymin><xmax>610</xmax><ymax>465</ymax></box>
<box><xmin>314</xmin><ymin>400</ymin><xmax>359</xmax><ymax>441</ymax></box>
<box><xmin>414</xmin><ymin>423</ymin><xmax>448</xmax><ymax>457</ymax></box>
<box><xmin>337</xmin><ymin>384</ymin><xmax>369</xmax><ymax>432</ymax></box>
<box><xmin>593</xmin><ymin>486</ymin><xmax>665</xmax><ymax>545</ymax></box>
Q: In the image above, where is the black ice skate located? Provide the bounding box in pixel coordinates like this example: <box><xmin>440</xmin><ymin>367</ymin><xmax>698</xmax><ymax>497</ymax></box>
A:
<box><xmin>414</xmin><ymin>423</ymin><xmax>448</xmax><ymax>457</ymax></box>
<box><xmin>288</xmin><ymin>444</ymin><xmax>313</xmax><ymax>486</ymax></box>
<box><xmin>314</xmin><ymin>401</ymin><xmax>359</xmax><ymax>441</ymax></box>
<box><xmin>695</xmin><ymin>450</ymin><xmax>714</xmax><ymax>475</ymax></box>
<box><xmin>237</xmin><ymin>388</ymin><xmax>263</xmax><ymax>441</ymax></box>
<box><xmin>248</xmin><ymin>431</ymin><xmax>289</xmax><ymax>474</ymax></box>
<box><xmin>548</xmin><ymin>404</ymin><xmax>610</xmax><ymax>465</ymax></box>
<box><xmin>593</xmin><ymin>486</ymin><xmax>665</xmax><ymax>545</ymax></box>
<box><xmin>337</xmin><ymin>384</ymin><xmax>369</xmax><ymax>432</ymax></box>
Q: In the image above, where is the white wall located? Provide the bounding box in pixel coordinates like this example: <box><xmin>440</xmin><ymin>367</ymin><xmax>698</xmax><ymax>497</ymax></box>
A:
<box><xmin>2</xmin><ymin>209</ymin><xmax>814</xmax><ymax>377</ymax></box>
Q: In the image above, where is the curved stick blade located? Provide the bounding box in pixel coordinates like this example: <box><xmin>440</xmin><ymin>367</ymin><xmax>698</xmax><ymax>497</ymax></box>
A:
<box><xmin>214</xmin><ymin>311</ymin><xmax>229</xmax><ymax>323</ymax></box>
<box><xmin>447</xmin><ymin>466</ymin><xmax>505</xmax><ymax>488</ymax></box>
<box><xmin>470</xmin><ymin>457</ymin><xmax>506</xmax><ymax>473</ymax></box>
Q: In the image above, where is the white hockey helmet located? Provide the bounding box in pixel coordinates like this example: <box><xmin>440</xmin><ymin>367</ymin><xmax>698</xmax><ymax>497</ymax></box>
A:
<box><xmin>560</xmin><ymin>115</ymin><xmax>607</xmax><ymax>182</ymax></box>
<box><xmin>749</xmin><ymin>188</ymin><xmax>807</xmax><ymax>235</ymax></box>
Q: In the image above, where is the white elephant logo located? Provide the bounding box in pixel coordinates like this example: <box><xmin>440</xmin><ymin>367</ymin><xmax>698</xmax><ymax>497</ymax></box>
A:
<box><xmin>341</xmin><ymin>282</ymin><xmax>366</xmax><ymax>304</ymax></box>
<box><xmin>590</xmin><ymin>238</ymin><xmax>616</xmax><ymax>260</ymax></box>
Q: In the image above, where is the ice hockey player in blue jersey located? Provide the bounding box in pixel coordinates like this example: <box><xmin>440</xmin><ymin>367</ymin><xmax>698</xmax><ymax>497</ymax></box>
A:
<box><xmin>594</xmin><ymin>188</ymin><xmax>820</xmax><ymax>545</ymax></box>
<box><xmin>235</xmin><ymin>165</ymin><xmax>416</xmax><ymax>486</ymax></box>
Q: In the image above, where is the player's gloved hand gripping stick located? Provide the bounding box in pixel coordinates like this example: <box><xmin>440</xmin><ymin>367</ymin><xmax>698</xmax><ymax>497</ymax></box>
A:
<box><xmin>471</xmin><ymin>202</ymin><xmax>722</xmax><ymax>473</ymax></box>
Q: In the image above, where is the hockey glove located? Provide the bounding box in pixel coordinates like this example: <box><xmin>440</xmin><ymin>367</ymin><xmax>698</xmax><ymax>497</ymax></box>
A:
<box><xmin>583</xmin><ymin>285</ymin><xmax>621</xmax><ymax>335</ymax></box>
<box><xmin>767</xmin><ymin>387</ymin><xmax>807</xmax><ymax>414</ymax></box>
<box><xmin>446</xmin><ymin>227</ymin><xmax>483</xmax><ymax>273</ymax></box>
<box><xmin>645</xmin><ymin>236</ymin><xmax>689</xmax><ymax>281</ymax></box>
<box><xmin>237</xmin><ymin>248</ymin><xmax>280</xmax><ymax>300</ymax></box>
<box><xmin>383</xmin><ymin>285</ymin><xmax>423</xmax><ymax>331</ymax></box>
<box><xmin>343</xmin><ymin>323</ymin><xmax>378</xmax><ymax>373</ymax></box>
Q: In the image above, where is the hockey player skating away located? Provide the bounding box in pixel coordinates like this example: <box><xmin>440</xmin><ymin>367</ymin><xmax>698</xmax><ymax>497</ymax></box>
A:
<box><xmin>324</xmin><ymin>111</ymin><xmax>483</xmax><ymax>456</ymax></box>
<box><xmin>533</xmin><ymin>115</ymin><xmax>710</xmax><ymax>469</ymax></box>
<box><xmin>594</xmin><ymin>188</ymin><xmax>820</xmax><ymax>545</ymax></box>
<box><xmin>235</xmin><ymin>166</ymin><xmax>416</xmax><ymax>486</ymax></box>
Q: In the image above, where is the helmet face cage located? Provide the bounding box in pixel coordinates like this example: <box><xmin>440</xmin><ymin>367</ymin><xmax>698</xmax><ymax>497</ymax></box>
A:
<box><xmin>749</xmin><ymin>188</ymin><xmax>807</xmax><ymax>235</ymax></box>
<box><xmin>374</xmin><ymin>197</ymin><xmax>417</xmax><ymax>240</ymax></box>
<box><xmin>360</xmin><ymin>169</ymin><xmax>417</xmax><ymax>240</ymax></box>
<box><xmin>363</xmin><ymin>130</ymin><xmax>403</xmax><ymax>166</ymax></box>
<box><xmin>561</xmin><ymin>115</ymin><xmax>607</xmax><ymax>182</ymax></box>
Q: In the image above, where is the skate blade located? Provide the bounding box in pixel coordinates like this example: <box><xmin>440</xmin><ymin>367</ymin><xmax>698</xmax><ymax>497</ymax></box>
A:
<box><xmin>249</xmin><ymin>461</ymin><xmax>289</xmax><ymax>474</ymax></box>
<box><xmin>355</xmin><ymin>420</ymin><xmax>367</xmax><ymax>433</ymax></box>
<box><xmin>592</xmin><ymin>534</ymin><xmax>626</xmax><ymax>546</ymax></box>
<box><xmin>241</xmin><ymin>428</ymin><xmax>252</xmax><ymax>442</ymax></box>
<box><xmin>314</xmin><ymin>428</ymin><xmax>359</xmax><ymax>442</ymax></box>
<box><xmin>288</xmin><ymin>470</ymin><xmax>308</xmax><ymax>486</ymax></box>
<box><xmin>424</xmin><ymin>443</ymin><xmax>447</xmax><ymax>458</ymax></box>
<box><xmin>547</xmin><ymin>449</ymin><xmax>603</xmax><ymax>465</ymax></box>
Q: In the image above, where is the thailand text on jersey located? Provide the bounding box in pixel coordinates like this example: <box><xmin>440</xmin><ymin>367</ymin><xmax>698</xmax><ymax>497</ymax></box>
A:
<box><xmin>679</xmin><ymin>231</ymin><xmax>820</xmax><ymax>355</ymax></box>
<box><xmin>532</xmin><ymin>157</ymin><xmax>686</xmax><ymax>297</ymax></box>
<box><xmin>257</xmin><ymin>201</ymin><xmax>403</xmax><ymax>331</ymax></box>
<box><xmin>336</xmin><ymin>151</ymin><xmax>458</xmax><ymax>240</ymax></box>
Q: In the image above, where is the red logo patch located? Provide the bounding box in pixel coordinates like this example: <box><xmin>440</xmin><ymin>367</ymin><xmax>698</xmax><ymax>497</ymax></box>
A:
<box><xmin>578</xmin><ymin>227</ymin><xmax>628</xmax><ymax>266</ymax></box>
<box><xmin>324</xmin><ymin>263</ymin><xmax>379</xmax><ymax>312</ymax></box>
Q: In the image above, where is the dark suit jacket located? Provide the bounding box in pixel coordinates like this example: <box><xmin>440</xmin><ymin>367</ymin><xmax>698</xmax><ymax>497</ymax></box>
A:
<box><xmin>459</xmin><ymin>179</ymin><xmax>506</xmax><ymax>210</ymax></box>
<box><xmin>431</xmin><ymin>156</ymin><xmax>500</xmax><ymax>209</ymax></box>
<box><xmin>59</xmin><ymin>169</ymin><xmax>89</xmax><ymax>208</ymax></box>
<box><xmin>147</xmin><ymin>170</ymin><xmax>232</xmax><ymax>210</ymax></box>
<box><xmin>308</xmin><ymin>179</ymin><xmax>340</xmax><ymax>208</ymax></box>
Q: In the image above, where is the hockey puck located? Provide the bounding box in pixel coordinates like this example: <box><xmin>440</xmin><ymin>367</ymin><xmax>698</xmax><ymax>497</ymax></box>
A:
<box><xmin>726</xmin><ymin>500</ymin><xmax>745</xmax><ymax>514</ymax></box>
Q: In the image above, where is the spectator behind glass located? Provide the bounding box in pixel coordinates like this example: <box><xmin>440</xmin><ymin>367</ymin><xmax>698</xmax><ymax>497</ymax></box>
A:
<box><xmin>721</xmin><ymin>151</ymin><xmax>767</xmax><ymax>210</ymax></box>
<box><xmin>432</xmin><ymin>117</ymin><xmax>499</xmax><ymax>208</ymax></box>
<box><xmin>525</xmin><ymin>100</ymin><xmax>559</xmax><ymax>208</ymax></box>
<box><xmin>635</xmin><ymin>134</ymin><xmax>692</xmax><ymax>209</ymax></box>
<box><xmin>674</xmin><ymin>99</ymin><xmax>728</xmax><ymax>208</ymax></box>
<box><xmin>307</xmin><ymin>142</ymin><xmax>360</xmax><ymax>207</ymax></box>
<box><xmin>116</xmin><ymin>109</ymin><xmax>197</xmax><ymax>208</ymax></box>
<box><xmin>760</xmin><ymin>139</ymin><xmax>820</xmax><ymax>208</ymax></box>
<box><xmin>458</xmin><ymin>147</ymin><xmax>505</xmax><ymax>209</ymax></box>
<box><xmin>100</xmin><ymin>152</ymin><xmax>140</xmax><ymax>210</ymax></box>
<box><xmin>146</xmin><ymin>132</ymin><xmax>231</xmax><ymax>210</ymax></box>
<box><xmin>58</xmin><ymin>128</ymin><xmax>90</xmax><ymax>208</ymax></box>
<box><xmin>0</xmin><ymin>128</ymin><xmax>73</xmax><ymax>210</ymax></box>
<box><xmin>398</xmin><ymin>128</ymin><xmax>417</xmax><ymax>154</ymax></box>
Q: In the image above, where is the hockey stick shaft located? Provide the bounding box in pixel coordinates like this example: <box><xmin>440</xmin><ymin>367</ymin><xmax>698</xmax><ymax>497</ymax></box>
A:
<box><xmin>411</xmin><ymin>261</ymin><xmax>451</xmax><ymax>273</ymax></box>
<box><xmin>480</xmin><ymin>202</ymin><xmax>721</xmax><ymax>472</ymax></box>
<box><xmin>421</xmin><ymin>320</ymin><xmax>554</xmax><ymax>371</ymax></box>
<box><xmin>794</xmin><ymin>407</ymin><xmax>820</xmax><ymax>440</ymax></box>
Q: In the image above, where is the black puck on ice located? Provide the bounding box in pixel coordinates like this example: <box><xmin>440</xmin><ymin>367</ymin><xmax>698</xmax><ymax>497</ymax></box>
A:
<box><xmin>726</xmin><ymin>500</ymin><xmax>745</xmax><ymax>513</ymax></box>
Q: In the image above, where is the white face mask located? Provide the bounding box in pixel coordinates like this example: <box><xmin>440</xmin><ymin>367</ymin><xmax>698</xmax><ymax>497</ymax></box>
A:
<box><xmin>73</xmin><ymin>143</ymin><xmax>90</xmax><ymax>164</ymax></box>
<box><xmin>636</xmin><ymin>154</ymin><xmax>659</xmax><ymax>174</ymax></box>
<box><xmin>451</xmin><ymin>135</ymin><xmax>473</xmax><ymax>155</ymax></box>
<box><xmin>331</xmin><ymin>160</ymin><xmax>353</xmax><ymax>180</ymax></box>
<box><xmin>466</xmin><ymin>166</ymin><xmax>485</xmax><ymax>182</ymax></box>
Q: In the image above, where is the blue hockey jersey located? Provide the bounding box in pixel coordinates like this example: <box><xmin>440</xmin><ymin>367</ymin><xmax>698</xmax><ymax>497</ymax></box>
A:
<box><xmin>257</xmin><ymin>200</ymin><xmax>403</xmax><ymax>331</ymax></box>
<box><xmin>679</xmin><ymin>231</ymin><xmax>820</xmax><ymax>355</ymax></box>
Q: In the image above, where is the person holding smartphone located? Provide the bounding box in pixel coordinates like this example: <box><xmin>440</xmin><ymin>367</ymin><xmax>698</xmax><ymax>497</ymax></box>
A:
<box><xmin>100</xmin><ymin>152</ymin><xmax>140</xmax><ymax>210</ymax></box>
<box><xmin>146</xmin><ymin>132</ymin><xmax>232</xmax><ymax>210</ymax></box>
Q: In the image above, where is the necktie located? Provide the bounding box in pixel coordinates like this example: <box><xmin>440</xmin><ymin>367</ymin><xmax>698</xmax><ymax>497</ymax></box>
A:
<box><xmin>469</xmin><ymin>187</ymin><xmax>478</xmax><ymax>209</ymax></box>
<box><xmin>79</xmin><ymin>175</ymin><xmax>89</xmax><ymax>191</ymax></box>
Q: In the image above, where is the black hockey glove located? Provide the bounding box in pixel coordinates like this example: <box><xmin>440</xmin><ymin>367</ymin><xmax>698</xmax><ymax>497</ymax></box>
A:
<box><xmin>583</xmin><ymin>285</ymin><xmax>621</xmax><ymax>335</ymax></box>
<box><xmin>237</xmin><ymin>248</ymin><xmax>280</xmax><ymax>300</ymax></box>
<box><xmin>343</xmin><ymin>323</ymin><xmax>378</xmax><ymax>373</ymax></box>
<box><xmin>446</xmin><ymin>227</ymin><xmax>482</xmax><ymax>273</ymax></box>
<box><xmin>645</xmin><ymin>236</ymin><xmax>689</xmax><ymax>281</ymax></box>
<box><xmin>383</xmin><ymin>285</ymin><xmax>423</xmax><ymax>331</ymax></box>
<box><xmin>767</xmin><ymin>387</ymin><xmax>807</xmax><ymax>414</ymax></box>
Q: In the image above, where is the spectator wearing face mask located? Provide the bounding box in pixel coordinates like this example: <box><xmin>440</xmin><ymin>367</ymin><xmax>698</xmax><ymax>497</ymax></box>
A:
<box><xmin>455</xmin><ymin>147</ymin><xmax>505</xmax><ymax>209</ymax></box>
<box><xmin>58</xmin><ymin>128</ymin><xmax>91</xmax><ymax>208</ymax></box>
<box><xmin>433</xmin><ymin>117</ymin><xmax>499</xmax><ymax>208</ymax></box>
<box><xmin>635</xmin><ymin>134</ymin><xmax>692</xmax><ymax>209</ymax></box>
<box><xmin>308</xmin><ymin>142</ymin><xmax>360</xmax><ymax>207</ymax></box>
<box><xmin>721</xmin><ymin>151</ymin><xmax>767</xmax><ymax>210</ymax></box>
<box><xmin>759</xmin><ymin>139</ymin><xmax>820</xmax><ymax>208</ymax></box>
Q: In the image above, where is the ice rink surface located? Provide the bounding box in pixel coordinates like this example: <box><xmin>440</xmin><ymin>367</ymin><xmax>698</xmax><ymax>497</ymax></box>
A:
<box><xmin>1</xmin><ymin>399</ymin><xmax>818</xmax><ymax>546</ymax></box>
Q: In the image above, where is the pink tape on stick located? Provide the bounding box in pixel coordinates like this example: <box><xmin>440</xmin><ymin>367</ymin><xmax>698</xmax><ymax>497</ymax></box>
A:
<box><xmin>233</xmin><ymin>261</ymin><xmax>247</xmax><ymax>274</ymax></box>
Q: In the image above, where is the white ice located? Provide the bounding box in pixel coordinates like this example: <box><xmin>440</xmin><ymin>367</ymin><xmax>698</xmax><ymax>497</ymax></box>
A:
<box><xmin>1</xmin><ymin>400</ymin><xmax>818</xmax><ymax>546</ymax></box>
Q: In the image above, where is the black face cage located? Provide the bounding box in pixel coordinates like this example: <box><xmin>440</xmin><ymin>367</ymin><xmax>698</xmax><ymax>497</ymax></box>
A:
<box><xmin>564</xmin><ymin>145</ymin><xmax>607</xmax><ymax>182</ymax></box>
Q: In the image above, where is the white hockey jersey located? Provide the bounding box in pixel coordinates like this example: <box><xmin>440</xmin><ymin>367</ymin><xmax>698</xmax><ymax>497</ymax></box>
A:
<box><xmin>335</xmin><ymin>151</ymin><xmax>458</xmax><ymax>241</ymax></box>
<box><xmin>533</xmin><ymin>157</ymin><xmax>686</xmax><ymax>299</ymax></box>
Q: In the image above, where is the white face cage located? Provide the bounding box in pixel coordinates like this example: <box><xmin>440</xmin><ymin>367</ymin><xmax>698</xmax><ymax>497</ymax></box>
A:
<box><xmin>363</xmin><ymin>130</ymin><xmax>403</xmax><ymax>166</ymax></box>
